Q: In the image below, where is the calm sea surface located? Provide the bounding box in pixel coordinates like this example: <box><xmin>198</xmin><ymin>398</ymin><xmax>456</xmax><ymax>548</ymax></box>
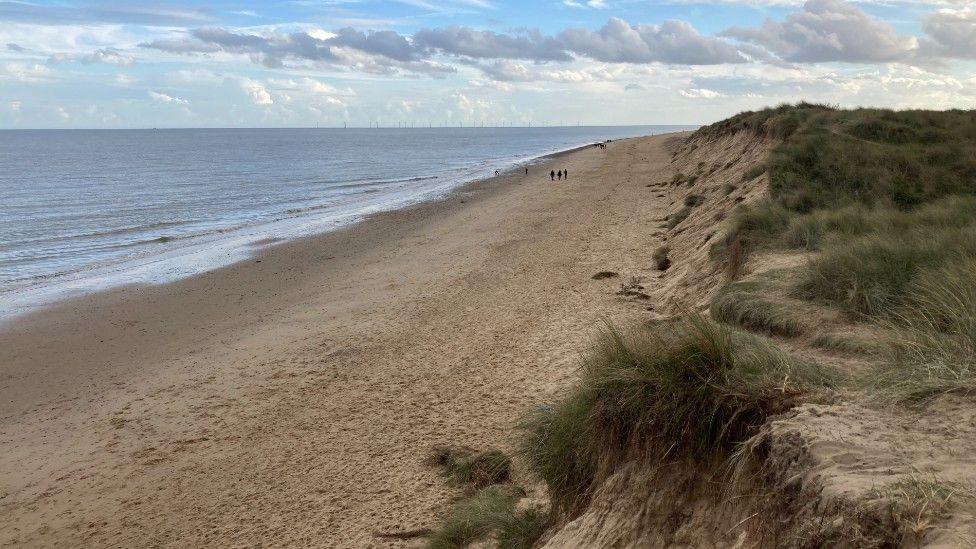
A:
<box><xmin>0</xmin><ymin>126</ymin><xmax>689</xmax><ymax>315</ymax></box>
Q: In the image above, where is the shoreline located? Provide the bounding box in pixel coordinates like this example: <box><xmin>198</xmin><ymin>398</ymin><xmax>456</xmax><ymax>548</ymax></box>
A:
<box><xmin>0</xmin><ymin>131</ymin><xmax>689</xmax><ymax>546</ymax></box>
<box><xmin>0</xmin><ymin>131</ymin><xmax>676</xmax><ymax>323</ymax></box>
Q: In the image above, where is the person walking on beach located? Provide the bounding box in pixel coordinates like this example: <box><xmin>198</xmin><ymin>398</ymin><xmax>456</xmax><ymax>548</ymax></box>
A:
<box><xmin>563</xmin><ymin>168</ymin><xmax>568</xmax><ymax>180</ymax></box>
<box><xmin>550</xmin><ymin>170</ymin><xmax>555</xmax><ymax>181</ymax></box>
<box><xmin>525</xmin><ymin>167</ymin><xmax>528</xmax><ymax>175</ymax></box>
<box><xmin>557</xmin><ymin>170</ymin><xmax>562</xmax><ymax>181</ymax></box>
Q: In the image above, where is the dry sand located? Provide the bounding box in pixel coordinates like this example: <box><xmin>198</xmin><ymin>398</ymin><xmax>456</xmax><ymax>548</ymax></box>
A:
<box><xmin>0</xmin><ymin>133</ymin><xmax>686</xmax><ymax>547</ymax></box>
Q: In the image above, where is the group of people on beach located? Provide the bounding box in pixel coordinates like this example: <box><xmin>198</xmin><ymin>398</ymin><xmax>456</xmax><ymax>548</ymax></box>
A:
<box><xmin>497</xmin><ymin>139</ymin><xmax>615</xmax><ymax>182</ymax></box>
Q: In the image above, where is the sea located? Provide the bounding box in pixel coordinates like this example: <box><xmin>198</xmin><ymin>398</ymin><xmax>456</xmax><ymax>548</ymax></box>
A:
<box><xmin>0</xmin><ymin>125</ymin><xmax>690</xmax><ymax>317</ymax></box>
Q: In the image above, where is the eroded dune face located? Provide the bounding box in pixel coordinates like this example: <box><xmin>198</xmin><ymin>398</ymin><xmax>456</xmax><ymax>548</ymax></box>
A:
<box><xmin>539</xmin><ymin>118</ymin><xmax>976</xmax><ymax>549</ymax></box>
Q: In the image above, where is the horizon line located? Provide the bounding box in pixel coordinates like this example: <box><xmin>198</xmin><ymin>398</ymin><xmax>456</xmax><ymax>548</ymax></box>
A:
<box><xmin>0</xmin><ymin>123</ymin><xmax>700</xmax><ymax>131</ymax></box>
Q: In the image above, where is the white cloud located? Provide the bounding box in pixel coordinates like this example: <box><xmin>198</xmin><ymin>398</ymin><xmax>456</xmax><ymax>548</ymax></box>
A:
<box><xmin>240</xmin><ymin>80</ymin><xmax>273</xmax><ymax>106</ymax></box>
<box><xmin>564</xmin><ymin>0</ymin><xmax>608</xmax><ymax>8</ymax></box>
<box><xmin>679</xmin><ymin>87</ymin><xmax>724</xmax><ymax>98</ymax></box>
<box><xmin>149</xmin><ymin>91</ymin><xmax>189</xmax><ymax>105</ymax></box>
<box><xmin>81</xmin><ymin>47</ymin><xmax>135</xmax><ymax>66</ymax></box>
<box><xmin>267</xmin><ymin>77</ymin><xmax>355</xmax><ymax>98</ymax></box>
<box><xmin>722</xmin><ymin>0</ymin><xmax>919</xmax><ymax>63</ymax></box>
<box><xmin>3</xmin><ymin>62</ymin><xmax>51</xmax><ymax>81</ymax></box>
<box><xmin>559</xmin><ymin>17</ymin><xmax>746</xmax><ymax>64</ymax></box>
<box><xmin>477</xmin><ymin>59</ymin><xmax>627</xmax><ymax>83</ymax></box>
<box><xmin>166</xmin><ymin>68</ymin><xmax>224</xmax><ymax>85</ymax></box>
<box><xmin>142</xmin><ymin>18</ymin><xmax>746</xmax><ymax>70</ymax></box>
<box><xmin>0</xmin><ymin>23</ymin><xmax>147</xmax><ymax>56</ymax></box>
<box><xmin>923</xmin><ymin>7</ymin><xmax>976</xmax><ymax>59</ymax></box>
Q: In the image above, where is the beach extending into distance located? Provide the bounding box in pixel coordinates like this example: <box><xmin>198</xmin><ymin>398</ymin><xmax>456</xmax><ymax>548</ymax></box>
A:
<box><xmin>6</xmin><ymin>0</ymin><xmax>975</xmax><ymax>542</ymax></box>
<box><xmin>0</xmin><ymin>126</ymin><xmax>678</xmax><ymax>317</ymax></box>
<box><xmin>0</xmin><ymin>132</ymin><xmax>686</xmax><ymax>546</ymax></box>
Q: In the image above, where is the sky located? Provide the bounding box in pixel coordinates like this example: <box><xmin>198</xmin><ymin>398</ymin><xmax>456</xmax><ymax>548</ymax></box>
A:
<box><xmin>0</xmin><ymin>0</ymin><xmax>974</xmax><ymax>128</ymax></box>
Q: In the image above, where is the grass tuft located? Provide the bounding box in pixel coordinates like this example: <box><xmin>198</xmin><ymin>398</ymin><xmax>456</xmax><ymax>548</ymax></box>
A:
<box><xmin>710</xmin><ymin>202</ymin><xmax>792</xmax><ymax>272</ymax></box>
<box><xmin>710</xmin><ymin>280</ymin><xmax>805</xmax><ymax>337</ymax></box>
<box><xmin>794</xmin><ymin>226</ymin><xmax>976</xmax><ymax>318</ymax></box>
<box><xmin>869</xmin><ymin>475</ymin><xmax>972</xmax><ymax>541</ymax></box>
<box><xmin>652</xmin><ymin>246</ymin><xmax>671</xmax><ymax>271</ymax></box>
<box><xmin>708</xmin><ymin>107</ymin><xmax>976</xmax><ymax>275</ymax></box>
<box><xmin>429</xmin><ymin>446</ymin><xmax>512</xmax><ymax>489</ymax></box>
<box><xmin>496</xmin><ymin>507</ymin><xmax>547</xmax><ymax>549</ymax></box>
<box><xmin>520</xmin><ymin>316</ymin><xmax>834</xmax><ymax>515</ymax></box>
<box><xmin>692</xmin><ymin>102</ymin><xmax>833</xmax><ymax>141</ymax></box>
<box><xmin>666</xmin><ymin>206</ymin><xmax>692</xmax><ymax>230</ymax></box>
<box><xmin>866</xmin><ymin>259</ymin><xmax>976</xmax><ymax>404</ymax></box>
<box><xmin>811</xmin><ymin>333</ymin><xmax>877</xmax><ymax>356</ymax></box>
<box><xmin>741</xmin><ymin>164</ymin><xmax>766</xmax><ymax>182</ymax></box>
<box><xmin>426</xmin><ymin>486</ymin><xmax>546</xmax><ymax>549</ymax></box>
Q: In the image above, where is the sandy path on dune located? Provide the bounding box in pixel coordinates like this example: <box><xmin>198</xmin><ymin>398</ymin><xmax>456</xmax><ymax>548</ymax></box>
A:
<box><xmin>0</xmin><ymin>133</ymin><xmax>683</xmax><ymax>547</ymax></box>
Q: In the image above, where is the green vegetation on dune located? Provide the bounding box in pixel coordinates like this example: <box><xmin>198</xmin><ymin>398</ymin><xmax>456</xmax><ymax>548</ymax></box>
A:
<box><xmin>694</xmin><ymin>102</ymin><xmax>832</xmax><ymax>142</ymax></box>
<box><xmin>427</xmin><ymin>486</ymin><xmax>545</xmax><ymax>549</ymax></box>
<box><xmin>499</xmin><ymin>105</ymin><xmax>976</xmax><ymax>548</ymax></box>
<box><xmin>432</xmin><ymin>447</ymin><xmax>512</xmax><ymax>489</ymax></box>
<box><xmin>710</xmin><ymin>277</ymin><xmax>806</xmax><ymax>337</ymax></box>
<box><xmin>870</xmin><ymin>259</ymin><xmax>976</xmax><ymax>403</ymax></box>
<box><xmin>703</xmin><ymin>104</ymin><xmax>976</xmax><ymax>404</ymax></box>
<box><xmin>783</xmin><ymin>195</ymin><xmax>976</xmax><ymax>251</ymax></box>
<box><xmin>711</xmin><ymin>106</ymin><xmax>976</xmax><ymax>262</ymax></box>
<box><xmin>795</xmin><ymin>224</ymin><xmax>976</xmax><ymax>317</ymax></box>
<box><xmin>520</xmin><ymin>316</ymin><xmax>835</xmax><ymax>515</ymax></box>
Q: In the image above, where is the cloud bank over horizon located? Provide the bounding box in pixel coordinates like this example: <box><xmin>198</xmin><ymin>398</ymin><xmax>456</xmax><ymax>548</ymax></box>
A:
<box><xmin>1</xmin><ymin>0</ymin><xmax>974</xmax><ymax>128</ymax></box>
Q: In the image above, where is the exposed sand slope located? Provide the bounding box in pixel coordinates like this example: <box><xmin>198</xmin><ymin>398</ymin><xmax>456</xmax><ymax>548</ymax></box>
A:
<box><xmin>0</xmin><ymin>134</ymin><xmax>687</xmax><ymax>546</ymax></box>
<box><xmin>543</xmin><ymin>129</ymin><xmax>976</xmax><ymax>548</ymax></box>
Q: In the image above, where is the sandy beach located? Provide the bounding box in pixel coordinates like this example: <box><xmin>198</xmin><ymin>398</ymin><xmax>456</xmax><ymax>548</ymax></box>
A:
<box><xmin>0</xmin><ymin>133</ymin><xmax>685</xmax><ymax>547</ymax></box>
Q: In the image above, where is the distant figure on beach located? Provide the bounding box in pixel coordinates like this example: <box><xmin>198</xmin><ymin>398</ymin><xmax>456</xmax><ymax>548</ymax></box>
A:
<box><xmin>557</xmin><ymin>170</ymin><xmax>562</xmax><ymax>181</ymax></box>
<box><xmin>550</xmin><ymin>170</ymin><xmax>555</xmax><ymax>181</ymax></box>
<box><xmin>495</xmin><ymin>170</ymin><xmax>499</xmax><ymax>176</ymax></box>
<box><xmin>564</xmin><ymin>169</ymin><xmax>568</xmax><ymax>179</ymax></box>
<box><xmin>525</xmin><ymin>167</ymin><xmax>528</xmax><ymax>175</ymax></box>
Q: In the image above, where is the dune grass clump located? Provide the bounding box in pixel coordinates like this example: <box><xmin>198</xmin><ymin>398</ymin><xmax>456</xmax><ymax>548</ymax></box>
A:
<box><xmin>652</xmin><ymin>245</ymin><xmax>671</xmax><ymax>271</ymax></box>
<box><xmin>782</xmin><ymin>196</ymin><xmax>976</xmax><ymax>252</ymax></box>
<box><xmin>666</xmin><ymin>206</ymin><xmax>692</xmax><ymax>229</ymax></box>
<box><xmin>795</xmin><ymin>226</ymin><xmax>976</xmax><ymax>318</ymax></box>
<box><xmin>811</xmin><ymin>333</ymin><xmax>878</xmax><ymax>356</ymax></box>
<box><xmin>710</xmin><ymin>279</ymin><xmax>805</xmax><ymax>337</ymax></box>
<box><xmin>769</xmin><ymin>111</ymin><xmax>976</xmax><ymax>213</ymax></box>
<box><xmin>666</xmin><ymin>193</ymin><xmax>707</xmax><ymax>230</ymax></box>
<box><xmin>710</xmin><ymin>202</ymin><xmax>792</xmax><ymax>264</ymax></box>
<box><xmin>692</xmin><ymin>102</ymin><xmax>832</xmax><ymax>141</ymax></box>
<box><xmin>429</xmin><ymin>446</ymin><xmax>512</xmax><ymax>489</ymax></box>
<box><xmin>495</xmin><ymin>507</ymin><xmax>547</xmax><ymax>549</ymax></box>
<box><xmin>867</xmin><ymin>475</ymin><xmax>971</xmax><ymax>542</ymax></box>
<box><xmin>741</xmin><ymin>164</ymin><xmax>766</xmax><ymax>182</ymax></box>
<box><xmin>427</xmin><ymin>486</ymin><xmax>545</xmax><ymax>549</ymax></box>
<box><xmin>866</xmin><ymin>259</ymin><xmax>976</xmax><ymax>404</ymax></box>
<box><xmin>706</xmin><ymin>107</ymin><xmax>976</xmax><ymax>276</ymax></box>
<box><xmin>790</xmin><ymin>474</ymin><xmax>967</xmax><ymax>548</ymax></box>
<box><xmin>520</xmin><ymin>316</ymin><xmax>835</xmax><ymax>515</ymax></box>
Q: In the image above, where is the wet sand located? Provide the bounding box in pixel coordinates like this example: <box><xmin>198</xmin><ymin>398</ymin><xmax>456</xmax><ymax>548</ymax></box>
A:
<box><xmin>0</xmin><ymin>133</ymin><xmax>685</xmax><ymax>547</ymax></box>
